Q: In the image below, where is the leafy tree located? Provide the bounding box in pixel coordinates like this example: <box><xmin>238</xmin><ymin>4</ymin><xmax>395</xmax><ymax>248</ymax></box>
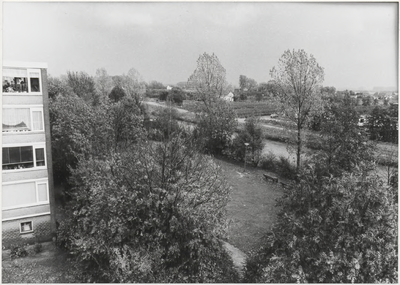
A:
<box><xmin>50</xmin><ymin>92</ymin><xmax>144</xmax><ymax>188</ymax></box>
<box><xmin>159</xmin><ymin>91</ymin><xmax>169</xmax><ymax>101</ymax></box>
<box><xmin>49</xmin><ymin>93</ymin><xmax>94</xmax><ymax>186</ymax></box>
<box><xmin>124</xmin><ymin>67</ymin><xmax>147</xmax><ymax>97</ymax></box>
<box><xmin>188</xmin><ymin>52</ymin><xmax>228</xmax><ymax>101</ymax></box>
<box><xmin>169</xmin><ymin>88</ymin><xmax>185</xmax><ymax>105</ymax></box>
<box><xmin>244</xmin><ymin>165</ymin><xmax>398</xmax><ymax>283</ymax></box>
<box><xmin>231</xmin><ymin>116</ymin><xmax>264</xmax><ymax>164</ymax></box>
<box><xmin>108</xmin><ymin>85</ymin><xmax>127</xmax><ymax>102</ymax></box>
<box><xmin>148</xmin><ymin>80</ymin><xmax>165</xmax><ymax>90</ymax></box>
<box><xmin>66</xmin><ymin>71</ymin><xmax>99</xmax><ymax>105</ymax></box>
<box><xmin>265</xmin><ymin>80</ymin><xmax>279</xmax><ymax>97</ymax></box>
<box><xmin>94</xmin><ymin>68</ymin><xmax>113</xmax><ymax>98</ymax></box>
<box><xmin>307</xmin><ymin>96</ymin><xmax>375</xmax><ymax>178</ymax></box>
<box><xmin>151</xmin><ymin>107</ymin><xmax>181</xmax><ymax>141</ymax></box>
<box><xmin>106</xmin><ymin>97</ymin><xmax>145</xmax><ymax>149</ymax></box>
<box><xmin>57</xmin><ymin>134</ymin><xmax>238</xmax><ymax>282</ymax></box>
<box><xmin>239</xmin><ymin>75</ymin><xmax>257</xmax><ymax>91</ymax></box>
<box><xmin>239</xmin><ymin>92</ymin><xmax>247</xmax><ymax>101</ymax></box>
<box><xmin>246</xmin><ymin>78</ymin><xmax>258</xmax><ymax>91</ymax></box>
<box><xmin>47</xmin><ymin>75</ymin><xmax>71</xmax><ymax>99</ymax></box>
<box><xmin>270</xmin><ymin>49</ymin><xmax>325</xmax><ymax>171</ymax></box>
<box><xmin>195</xmin><ymin>99</ymin><xmax>237</xmax><ymax>155</ymax></box>
<box><xmin>367</xmin><ymin>106</ymin><xmax>398</xmax><ymax>143</ymax></box>
<box><xmin>239</xmin><ymin>75</ymin><xmax>247</xmax><ymax>90</ymax></box>
<box><xmin>257</xmin><ymin>82</ymin><xmax>268</xmax><ymax>93</ymax></box>
<box><xmin>362</xmin><ymin>95</ymin><xmax>373</xmax><ymax>106</ymax></box>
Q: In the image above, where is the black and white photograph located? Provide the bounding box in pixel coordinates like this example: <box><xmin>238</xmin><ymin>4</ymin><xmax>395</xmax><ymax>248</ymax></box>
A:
<box><xmin>2</xmin><ymin>1</ymin><xmax>398</xmax><ymax>283</ymax></box>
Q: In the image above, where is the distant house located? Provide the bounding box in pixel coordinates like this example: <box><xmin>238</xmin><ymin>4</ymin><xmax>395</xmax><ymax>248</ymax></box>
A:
<box><xmin>166</xmin><ymin>85</ymin><xmax>173</xmax><ymax>90</ymax></box>
<box><xmin>223</xmin><ymin>92</ymin><xmax>234</xmax><ymax>102</ymax></box>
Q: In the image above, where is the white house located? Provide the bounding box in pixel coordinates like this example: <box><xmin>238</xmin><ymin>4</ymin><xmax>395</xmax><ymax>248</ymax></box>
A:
<box><xmin>166</xmin><ymin>85</ymin><xmax>173</xmax><ymax>91</ymax></box>
<box><xmin>223</xmin><ymin>92</ymin><xmax>234</xmax><ymax>102</ymax></box>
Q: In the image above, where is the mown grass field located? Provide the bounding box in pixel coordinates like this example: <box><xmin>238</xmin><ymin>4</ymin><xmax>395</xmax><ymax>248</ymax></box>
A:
<box><xmin>216</xmin><ymin>157</ymin><xmax>283</xmax><ymax>254</ymax></box>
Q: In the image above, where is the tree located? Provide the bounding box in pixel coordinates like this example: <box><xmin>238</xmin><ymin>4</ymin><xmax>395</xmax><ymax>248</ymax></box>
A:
<box><xmin>307</xmin><ymin>96</ymin><xmax>375</xmax><ymax>178</ymax></box>
<box><xmin>362</xmin><ymin>95</ymin><xmax>373</xmax><ymax>106</ymax></box>
<box><xmin>231</xmin><ymin>116</ymin><xmax>264</xmax><ymax>164</ymax></box>
<box><xmin>94</xmin><ymin>68</ymin><xmax>113</xmax><ymax>98</ymax></box>
<box><xmin>188</xmin><ymin>52</ymin><xmax>228</xmax><ymax>101</ymax></box>
<box><xmin>159</xmin><ymin>91</ymin><xmax>169</xmax><ymax>101</ymax></box>
<box><xmin>239</xmin><ymin>75</ymin><xmax>257</xmax><ymax>91</ymax></box>
<box><xmin>108</xmin><ymin>85</ymin><xmax>127</xmax><ymax>102</ymax></box>
<box><xmin>367</xmin><ymin>106</ymin><xmax>398</xmax><ymax>143</ymax></box>
<box><xmin>244</xmin><ymin>165</ymin><xmax>398</xmax><ymax>283</ymax></box>
<box><xmin>195</xmin><ymin>99</ymin><xmax>237</xmax><ymax>155</ymax></box>
<box><xmin>66</xmin><ymin>71</ymin><xmax>99</xmax><ymax>105</ymax></box>
<box><xmin>49</xmin><ymin>93</ymin><xmax>94</xmax><ymax>186</ymax></box>
<box><xmin>239</xmin><ymin>75</ymin><xmax>247</xmax><ymax>90</ymax></box>
<box><xmin>57</xmin><ymin>133</ymin><xmax>238</xmax><ymax>282</ymax></box>
<box><xmin>47</xmin><ymin>75</ymin><xmax>71</xmax><ymax>99</ymax></box>
<box><xmin>270</xmin><ymin>49</ymin><xmax>325</xmax><ymax>171</ymax></box>
<box><xmin>151</xmin><ymin>107</ymin><xmax>181</xmax><ymax>141</ymax></box>
<box><xmin>148</xmin><ymin>80</ymin><xmax>165</xmax><ymax>90</ymax></box>
<box><xmin>246</xmin><ymin>78</ymin><xmax>258</xmax><ymax>91</ymax></box>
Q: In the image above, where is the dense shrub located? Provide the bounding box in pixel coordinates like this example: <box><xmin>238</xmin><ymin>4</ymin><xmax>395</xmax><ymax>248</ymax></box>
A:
<box><xmin>195</xmin><ymin>99</ymin><xmax>237</xmax><ymax>155</ymax></box>
<box><xmin>258</xmin><ymin>151</ymin><xmax>277</xmax><ymax>171</ymax></box>
<box><xmin>57</xmin><ymin>134</ymin><xmax>238</xmax><ymax>283</ymax></box>
<box><xmin>230</xmin><ymin>117</ymin><xmax>264</xmax><ymax>164</ymax></box>
<box><xmin>258</xmin><ymin>153</ymin><xmax>297</xmax><ymax>180</ymax></box>
<box><xmin>244</xmin><ymin>165</ymin><xmax>398</xmax><ymax>283</ymax></box>
<box><xmin>34</xmin><ymin>242</ymin><xmax>43</xmax><ymax>254</ymax></box>
<box><xmin>10</xmin><ymin>244</ymin><xmax>28</xmax><ymax>259</ymax></box>
<box><xmin>159</xmin><ymin>91</ymin><xmax>169</xmax><ymax>101</ymax></box>
<box><xmin>149</xmin><ymin>107</ymin><xmax>181</xmax><ymax>141</ymax></box>
<box><xmin>275</xmin><ymin>156</ymin><xmax>297</xmax><ymax>179</ymax></box>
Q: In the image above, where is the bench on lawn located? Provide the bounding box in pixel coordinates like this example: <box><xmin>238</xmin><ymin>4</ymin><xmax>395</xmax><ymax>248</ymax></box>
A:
<box><xmin>280</xmin><ymin>181</ymin><xmax>294</xmax><ymax>189</ymax></box>
<box><xmin>263</xmin><ymin>173</ymin><xmax>278</xmax><ymax>183</ymax></box>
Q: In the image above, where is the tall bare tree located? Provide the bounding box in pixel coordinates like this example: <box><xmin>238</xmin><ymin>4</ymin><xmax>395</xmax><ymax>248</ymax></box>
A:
<box><xmin>270</xmin><ymin>49</ymin><xmax>325</xmax><ymax>171</ymax></box>
<box><xmin>94</xmin><ymin>67</ymin><xmax>113</xmax><ymax>98</ymax></box>
<box><xmin>188</xmin><ymin>52</ymin><xmax>228</xmax><ymax>103</ymax></box>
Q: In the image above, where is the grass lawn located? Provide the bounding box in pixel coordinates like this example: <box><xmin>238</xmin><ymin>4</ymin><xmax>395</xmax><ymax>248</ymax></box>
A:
<box><xmin>2</xmin><ymin>242</ymin><xmax>85</xmax><ymax>283</ymax></box>
<box><xmin>216</xmin><ymin>157</ymin><xmax>283</xmax><ymax>254</ymax></box>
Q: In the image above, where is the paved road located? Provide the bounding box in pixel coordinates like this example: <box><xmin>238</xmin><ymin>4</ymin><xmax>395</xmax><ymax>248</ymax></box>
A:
<box><xmin>143</xmin><ymin>100</ymin><xmax>190</xmax><ymax>114</ymax></box>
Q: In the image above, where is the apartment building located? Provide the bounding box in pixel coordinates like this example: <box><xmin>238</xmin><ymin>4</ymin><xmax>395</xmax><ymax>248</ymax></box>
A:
<box><xmin>2</xmin><ymin>61</ymin><xmax>56</xmax><ymax>246</ymax></box>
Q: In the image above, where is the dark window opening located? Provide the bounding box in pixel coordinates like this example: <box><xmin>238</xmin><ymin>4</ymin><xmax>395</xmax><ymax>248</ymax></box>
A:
<box><xmin>20</xmin><ymin>221</ymin><xmax>33</xmax><ymax>233</ymax></box>
<box><xmin>2</xmin><ymin>146</ymin><xmax>34</xmax><ymax>170</ymax></box>
<box><xmin>30</xmin><ymin>78</ymin><xmax>40</xmax><ymax>92</ymax></box>
<box><xmin>35</xmin><ymin>148</ymin><xmax>45</xmax><ymax>167</ymax></box>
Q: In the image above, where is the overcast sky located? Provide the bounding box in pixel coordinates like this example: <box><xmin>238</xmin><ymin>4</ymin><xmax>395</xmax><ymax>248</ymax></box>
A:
<box><xmin>3</xmin><ymin>2</ymin><xmax>398</xmax><ymax>90</ymax></box>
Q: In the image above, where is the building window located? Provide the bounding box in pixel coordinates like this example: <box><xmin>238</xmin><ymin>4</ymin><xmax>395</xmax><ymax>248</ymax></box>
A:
<box><xmin>2</xmin><ymin>145</ymin><xmax>46</xmax><ymax>170</ymax></box>
<box><xmin>31</xmin><ymin>109</ymin><xmax>44</xmax><ymax>131</ymax></box>
<box><xmin>2</xmin><ymin>107</ymin><xmax>44</xmax><ymax>133</ymax></box>
<box><xmin>20</xmin><ymin>221</ymin><xmax>33</xmax><ymax>233</ymax></box>
<box><xmin>2</xmin><ymin>68</ymin><xmax>42</xmax><ymax>94</ymax></box>
<box><xmin>2</xmin><ymin>180</ymin><xmax>49</xmax><ymax>209</ymax></box>
<box><xmin>35</xmin><ymin>148</ymin><xmax>45</xmax><ymax>167</ymax></box>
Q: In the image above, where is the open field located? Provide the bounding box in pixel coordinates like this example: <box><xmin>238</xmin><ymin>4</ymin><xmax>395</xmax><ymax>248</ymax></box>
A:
<box><xmin>181</xmin><ymin>100</ymin><xmax>278</xmax><ymax>118</ymax></box>
<box><xmin>229</xmin><ymin>101</ymin><xmax>278</xmax><ymax>118</ymax></box>
<box><xmin>216</xmin><ymin>157</ymin><xmax>283</xmax><ymax>254</ymax></box>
